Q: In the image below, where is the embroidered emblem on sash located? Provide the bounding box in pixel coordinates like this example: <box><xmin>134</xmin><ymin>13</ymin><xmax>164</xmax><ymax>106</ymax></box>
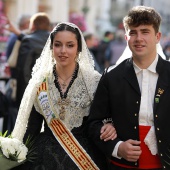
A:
<box><xmin>37</xmin><ymin>79</ymin><xmax>55</xmax><ymax>123</ymax></box>
<box><xmin>37</xmin><ymin>81</ymin><xmax>47</xmax><ymax>95</ymax></box>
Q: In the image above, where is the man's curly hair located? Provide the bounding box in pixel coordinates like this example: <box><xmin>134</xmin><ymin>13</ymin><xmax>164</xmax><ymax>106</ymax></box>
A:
<box><xmin>123</xmin><ymin>6</ymin><xmax>161</xmax><ymax>33</ymax></box>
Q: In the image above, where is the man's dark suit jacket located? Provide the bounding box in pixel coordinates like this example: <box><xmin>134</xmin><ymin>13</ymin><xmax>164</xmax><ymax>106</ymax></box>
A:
<box><xmin>88</xmin><ymin>56</ymin><xmax>170</xmax><ymax>169</ymax></box>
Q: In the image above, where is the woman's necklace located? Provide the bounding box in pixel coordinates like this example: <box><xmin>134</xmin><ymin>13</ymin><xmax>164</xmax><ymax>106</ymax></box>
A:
<box><xmin>58</xmin><ymin>75</ymin><xmax>72</xmax><ymax>90</ymax></box>
<box><xmin>53</xmin><ymin>64</ymin><xmax>79</xmax><ymax>120</ymax></box>
<box><xmin>53</xmin><ymin>63</ymin><xmax>79</xmax><ymax>99</ymax></box>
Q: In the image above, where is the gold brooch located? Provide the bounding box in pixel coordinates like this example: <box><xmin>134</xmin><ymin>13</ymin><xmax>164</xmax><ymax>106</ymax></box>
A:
<box><xmin>57</xmin><ymin>98</ymin><xmax>71</xmax><ymax>120</ymax></box>
<box><xmin>155</xmin><ymin>88</ymin><xmax>164</xmax><ymax>103</ymax></box>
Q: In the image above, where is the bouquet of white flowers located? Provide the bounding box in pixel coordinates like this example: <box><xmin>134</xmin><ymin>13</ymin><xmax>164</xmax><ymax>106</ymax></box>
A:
<box><xmin>0</xmin><ymin>131</ymin><xmax>35</xmax><ymax>170</ymax></box>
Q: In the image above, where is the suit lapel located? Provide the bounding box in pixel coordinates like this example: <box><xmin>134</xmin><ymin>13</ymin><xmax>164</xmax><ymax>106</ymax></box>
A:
<box><xmin>154</xmin><ymin>56</ymin><xmax>170</xmax><ymax>112</ymax></box>
<box><xmin>122</xmin><ymin>56</ymin><xmax>169</xmax><ymax>113</ymax></box>
<box><xmin>123</xmin><ymin>58</ymin><xmax>141</xmax><ymax>95</ymax></box>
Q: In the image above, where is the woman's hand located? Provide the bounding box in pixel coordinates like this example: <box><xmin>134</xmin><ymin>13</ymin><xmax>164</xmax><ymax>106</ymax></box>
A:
<box><xmin>100</xmin><ymin>123</ymin><xmax>117</xmax><ymax>141</ymax></box>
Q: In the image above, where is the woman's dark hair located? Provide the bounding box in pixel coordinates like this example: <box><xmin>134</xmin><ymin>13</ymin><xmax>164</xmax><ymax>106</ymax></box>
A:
<box><xmin>50</xmin><ymin>23</ymin><xmax>82</xmax><ymax>52</ymax></box>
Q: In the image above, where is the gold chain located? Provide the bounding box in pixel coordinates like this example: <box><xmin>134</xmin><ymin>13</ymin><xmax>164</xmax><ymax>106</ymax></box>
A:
<box><xmin>58</xmin><ymin>75</ymin><xmax>72</xmax><ymax>89</ymax></box>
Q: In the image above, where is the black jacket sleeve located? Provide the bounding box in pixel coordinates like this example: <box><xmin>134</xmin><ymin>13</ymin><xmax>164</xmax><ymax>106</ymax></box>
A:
<box><xmin>23</xmin><ymin>106</ymin><xmax>43</xmax><ymax>142</ymax></box>
<box><xmin>87</xmin><ymin>73</ymin><xmax>120</xmax><ymax>157</ymax></box>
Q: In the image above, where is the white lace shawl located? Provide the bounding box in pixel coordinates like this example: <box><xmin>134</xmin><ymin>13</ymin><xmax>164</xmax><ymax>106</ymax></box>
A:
<box><xmin>12</xmin><ymin>22</ymin><xmax>99</xmax><ymax>141</ymax></box>
<box><xmin>34</xmin><ymin>66</ymin><xmax>101</xmax><ymax>131</ymax></box>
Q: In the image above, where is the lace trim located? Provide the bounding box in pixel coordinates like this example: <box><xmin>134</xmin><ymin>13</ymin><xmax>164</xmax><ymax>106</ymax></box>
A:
<box><xmin>34</xmin><ymin>66</ymin><xmax>101</xmax><ymax>131</ymax></box>
<box><xmin>144</xmin><ymin>126</ymin><xmax>158</xmax><ymax>155</ymax></box>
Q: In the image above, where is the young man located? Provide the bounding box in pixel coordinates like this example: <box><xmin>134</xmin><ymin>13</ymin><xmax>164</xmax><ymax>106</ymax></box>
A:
<box><xmin>88</xmin><ymin>6</ymin><xmax>170</xmax><ymax>169</ymax></box>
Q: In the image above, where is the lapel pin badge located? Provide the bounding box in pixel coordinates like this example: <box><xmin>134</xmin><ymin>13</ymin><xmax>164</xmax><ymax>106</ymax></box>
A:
<box><xmin>158</xmin><ymin>88</ymin><xmax>164</xmax><ymax>95</ymax></box>
<box><xmin>155</xmin><ymin>98</ymin><xmax>159</xmax><ymax>103</ymax></box>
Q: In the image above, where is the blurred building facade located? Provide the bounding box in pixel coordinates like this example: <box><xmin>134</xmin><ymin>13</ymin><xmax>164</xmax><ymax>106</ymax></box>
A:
<box><xmin>2</xmin><ymin>0</ymin><xmax>170</xmax><ymax>37</ymax></box>
<box><xmin>110</xmin><ymin>0</ymin><xmax>170</xmax><ymax>36</ymax></box>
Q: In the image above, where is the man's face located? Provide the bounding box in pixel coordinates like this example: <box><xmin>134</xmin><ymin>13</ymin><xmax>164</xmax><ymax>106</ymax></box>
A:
<box><xmin>125</xmin><ymin>25</ymin><xmax>161</xmax><ymax>60</ymax></box>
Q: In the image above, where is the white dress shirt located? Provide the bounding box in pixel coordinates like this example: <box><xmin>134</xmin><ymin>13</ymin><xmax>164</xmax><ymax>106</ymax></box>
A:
<box><xmin>112</xmin><ymin>55</ymin><xmax>159</xmax><ymax>158</ymax></box>
<box><xmin>134</xmin><ymin>55</ymin><xmax>158</xmax><ymax>125</ymax></box>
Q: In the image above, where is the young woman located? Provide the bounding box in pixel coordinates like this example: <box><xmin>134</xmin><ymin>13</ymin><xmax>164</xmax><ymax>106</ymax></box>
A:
<box><xmin>11</xmin><ymin>22</ymin><xmax>116</xmax><ymax>170</ymax></box>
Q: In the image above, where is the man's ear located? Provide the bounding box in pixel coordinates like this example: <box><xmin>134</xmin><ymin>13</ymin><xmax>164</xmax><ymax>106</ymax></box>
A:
<box><xmin>156</xmin><ymin>32</ymin><xmax>161</xmax><ymax>43</ymax></box>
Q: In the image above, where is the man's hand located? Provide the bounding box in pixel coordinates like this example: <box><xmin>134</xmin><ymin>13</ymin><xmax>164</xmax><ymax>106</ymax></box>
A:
<box><xmin>118</xmin><ymin>139</ymin><xmax>142</xmax><ymax>162</ymax></box>
<box><xmin>100</xmin><ymin>123</ymin><xmax>117</xmax><ymax>141</ymax></box>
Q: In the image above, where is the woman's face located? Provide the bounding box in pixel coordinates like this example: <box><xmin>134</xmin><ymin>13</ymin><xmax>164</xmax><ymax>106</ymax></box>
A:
<box><xmin>52</xmin><ymin>30</ymin><xmax>78</xmax><ymax>68</ymax></box>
